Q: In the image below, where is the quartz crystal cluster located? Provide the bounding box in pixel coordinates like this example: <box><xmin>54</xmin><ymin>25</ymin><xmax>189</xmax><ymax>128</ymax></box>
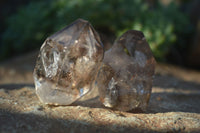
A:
<box><xmin>33</xmin><ymin>19</ymin><xmax>155</xmax><ymax>111</ymax></box>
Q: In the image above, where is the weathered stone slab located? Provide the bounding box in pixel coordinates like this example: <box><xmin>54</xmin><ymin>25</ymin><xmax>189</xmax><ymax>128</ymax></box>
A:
<box><xmin>0</xmin><ymin>82</ymin><xmax>200</xmax><ymax>133</ymax></box>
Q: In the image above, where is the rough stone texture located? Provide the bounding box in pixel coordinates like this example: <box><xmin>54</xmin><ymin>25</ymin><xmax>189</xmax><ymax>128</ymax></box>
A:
<box><xmin>1</xmin><ymin>52</ymin><xmax>200</xmax><ymax>132</ymax></box>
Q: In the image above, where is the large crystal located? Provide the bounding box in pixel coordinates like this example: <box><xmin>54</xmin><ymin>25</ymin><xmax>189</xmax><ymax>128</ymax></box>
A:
<box><xmin>96</xmin><ymin>30</ymin><xmax>155</xmax><ymax>111</ymax></box>
<box><xmin>33</xmin><ymin>19</ymin><xmax>104</xmax><ymax>105</ymax></box>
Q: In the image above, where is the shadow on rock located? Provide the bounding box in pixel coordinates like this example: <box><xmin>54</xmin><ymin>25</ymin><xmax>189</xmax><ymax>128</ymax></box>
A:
<box><xmin>0</xmin><ymin>109</ymin><xmax>153</xmax><ymax>133</ymax></box>
<box><xmin>149</xmin><ymin>93</ymin><xmax>200</xmax><ymax>113</ymax></box>
<box><xmin>0</xmin><ymin>84</ymin><xmax>34</xmax><ymax>90</ymax></box>
<box><xmin>153</xmin><ymin>74</ymin><xmax>200</xmax><ymax>91</ymax></box>
<box><xmin>149</xmin><ymin>75</ymin><xmax>200</xmax><ymax>113</ymax></box>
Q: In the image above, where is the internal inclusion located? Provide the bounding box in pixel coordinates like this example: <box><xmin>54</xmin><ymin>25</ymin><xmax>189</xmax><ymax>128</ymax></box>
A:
<box><xmin>33</xmin><ymin>19</ymin><xmax>155</xmax><ymax>111</ymax></box>
<box><xmin>34</xmin><ymin>19</ymin><xmax>104</xmax><ymax>106</ymax></box>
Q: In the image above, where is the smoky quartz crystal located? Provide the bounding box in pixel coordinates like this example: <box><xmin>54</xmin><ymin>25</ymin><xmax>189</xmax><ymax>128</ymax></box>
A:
<box><xmin>33</xmin><ymin>19</ymin><xmax>104</xmax><ymax>105</ymax></box>
<box><xmin>96</xmin><ymin>30</ymin><xmax>155</xmax><ymax>111</ymax></box>
<box><xmin>34</xmin><ymin>19</ymin><xmax>155</xmax><ymax>111</ymax></box>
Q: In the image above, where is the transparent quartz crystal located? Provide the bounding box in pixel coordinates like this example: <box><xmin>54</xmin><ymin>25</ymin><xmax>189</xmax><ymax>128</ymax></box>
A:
<box><xmin>96</xmin><ymin>30</ymin><xmax>155</xmax><ymax>111</ymax></box>
<box><xmin>33</xmin><ymin>19</ymin><xmax>104</xmax><ymax>105</ymax></box>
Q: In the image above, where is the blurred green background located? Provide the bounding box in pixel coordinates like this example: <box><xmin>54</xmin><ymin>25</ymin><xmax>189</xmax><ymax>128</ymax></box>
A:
<box><xmin>0</xmin><ymin>0</ymin><xmax>200</xmax><ymax>69</ymax></box>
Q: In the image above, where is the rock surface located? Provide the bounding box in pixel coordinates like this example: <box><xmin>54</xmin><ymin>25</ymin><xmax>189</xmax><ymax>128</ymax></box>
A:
<box><xmin>1</xmin><ymin>52</ymin><xmax>200</xmax><ymax>133</ymax></box>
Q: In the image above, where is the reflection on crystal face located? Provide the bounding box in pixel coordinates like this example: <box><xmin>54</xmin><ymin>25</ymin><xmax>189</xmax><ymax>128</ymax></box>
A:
<box><xmin>33</xmin><ymin>19</ymin><xmax>155</xmax><ymax>111</ymax></box>
<box><xmin>103</xmin><ymin>77</ymin><xmax>118</xmax><ymax>108</ymax></box>
<box><xmin>96</xmin><ymin>30</ymin><xmax>155</xmax><ymax>111</ymax></box>
<box><xmin>135</xmin><ymin>50</ymin><xmax>147</xmax><ymax>67</ymax></box>
<box><xmin>33</xmin><ymin>19</ymin><xmax>104</xmax><ymax>105</ymax></box>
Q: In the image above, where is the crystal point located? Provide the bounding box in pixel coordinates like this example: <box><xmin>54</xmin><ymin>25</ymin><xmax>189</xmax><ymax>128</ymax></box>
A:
<box><xmin>34</xmin><ymin>19</ymin><xmax>104</xmax><ymax>105</ymax></box>
<box><xmin>96</xmin><ymin>30</ymin><xmax>155</xmax><ymax>111</ymax></box>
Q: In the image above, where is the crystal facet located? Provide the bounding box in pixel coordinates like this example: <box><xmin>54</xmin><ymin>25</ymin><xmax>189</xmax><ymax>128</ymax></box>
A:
<box><xmin>34</xmin><ymin>19</ymin><xmax>155</xmax><ymax>111</ymax></box>
<box><xmin>96</xmin><ymin>30</ymin><xmax>155</xmax><ymax>111</ymax></box>
<box><xmin>33</xmin><ymin>19</ymin><xmax>104</xmax><ymax>105</ymax></box>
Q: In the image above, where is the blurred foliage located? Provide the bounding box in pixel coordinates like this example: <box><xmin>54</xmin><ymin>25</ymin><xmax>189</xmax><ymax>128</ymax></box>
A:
<box><xmin>0</xmin><ymin>0</ymin><xmax>191</xmax><ymax>61</ymax></box>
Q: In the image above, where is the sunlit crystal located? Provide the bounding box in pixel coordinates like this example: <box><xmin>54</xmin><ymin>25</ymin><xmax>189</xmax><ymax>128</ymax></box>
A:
<box><xmin>33</xmin><ymin>19</ymin><xmax>104</xmax><ymax>105</ymax></box>
<box><xmin>96</xmin><ymin>30</ymin><xmax>155</xmax><ymax>111</ymax></box>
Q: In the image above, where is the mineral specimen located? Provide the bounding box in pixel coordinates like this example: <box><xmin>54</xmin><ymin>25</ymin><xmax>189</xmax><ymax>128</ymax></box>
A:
<box><xmin>96</xmin><ymin>30</ymin><xmax>155</xmax><ymax>111</ymax></box>
<box><xmin>33</xmin><ymin>19</ymin><xmax>104</xmax><ymax>105</ymax></box>
<box><xmin>34</xmin><ymin>19</ymin><xmax>155</xmax><ymax>111</ymax></box>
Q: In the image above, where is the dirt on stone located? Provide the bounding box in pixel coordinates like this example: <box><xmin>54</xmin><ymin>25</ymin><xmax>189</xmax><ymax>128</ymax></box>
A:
<box><xmin>0</xmin><ymin>51</ymin><xmax>200</xmax><ymax>133</ymax></box>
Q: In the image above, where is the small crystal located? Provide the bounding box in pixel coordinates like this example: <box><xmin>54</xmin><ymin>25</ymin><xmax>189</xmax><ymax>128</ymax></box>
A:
<box><xmin>96</xmin><ymin>30</ymin><xmax>155</xmax><ymax>111</ymax></box>
<box><xmin>33</xmin><ymin>19</ymin><xmax>104</xmax><ymax>105</ymax></box>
